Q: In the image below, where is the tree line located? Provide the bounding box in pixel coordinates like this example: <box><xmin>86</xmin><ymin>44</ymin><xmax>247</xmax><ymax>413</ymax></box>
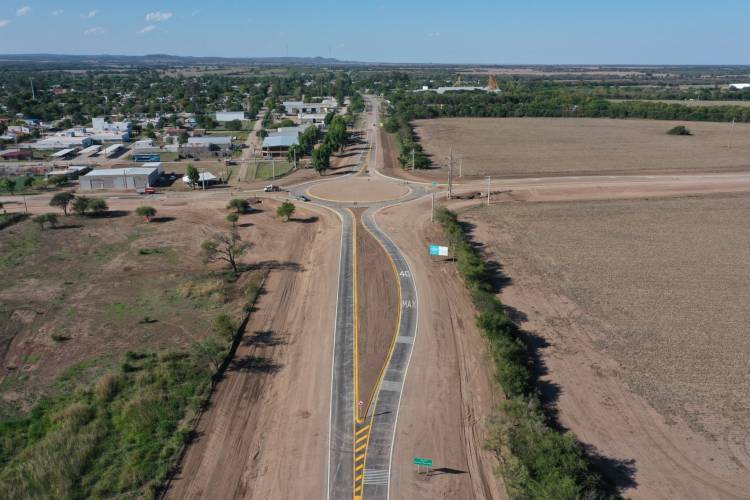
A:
<box><xmin>385</xmin><ymin>88</ymin><xmax>750</xmax><ymax>123</ymax></box>
<box><xmin>435</xmin><ymin>208</ymin><xmax>616</xmax><ymax>499</ymax></box>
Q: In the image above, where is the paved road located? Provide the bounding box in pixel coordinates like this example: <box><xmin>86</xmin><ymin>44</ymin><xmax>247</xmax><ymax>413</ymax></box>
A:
<box><xmin>295</xmin><ymin>95</ymin><xmax>426</xmax><ymax>500</ymax></box>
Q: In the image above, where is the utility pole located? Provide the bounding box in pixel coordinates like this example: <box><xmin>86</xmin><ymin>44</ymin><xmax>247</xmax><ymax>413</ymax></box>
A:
<box><xmin>411</xmin><ymin>148</ymin><xmax>415</xmax><ymax>171</ymax></box>
<box><xmin>272</xmin><ymin>157</ymin><xmax>276</xmax><ymax>181</ymax></box>
<box><xmin>447</xmin><ymin>147</ymin><xmax>453</xmax><ymax>200</ymax></box>
<box><xmin>30</xmin><ymin>78</ymin><xmax>35</xmax><ymax>100</ymax></box>
<box><xmin>728</xmin><ymin>118</ymin><xmax>736</xmax><ymax>149</ymax></box>
<box><xmin>459</xmin><ymin>156</ymin><xmax>463</xmax><ymax>178</ymax></box>
<box><xmin>431</xmin><ymin>191</ymin><xmax>435</xmax><ymax>222</ymax></box>
<box><xmin>486</xmin><ymin>176</ymin><xmax>491</xmax><ymax>206</ymax></box>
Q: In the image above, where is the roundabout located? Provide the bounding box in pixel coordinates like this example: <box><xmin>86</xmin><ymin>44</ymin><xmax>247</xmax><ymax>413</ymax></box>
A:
<box><xmin>307</xmin><ymin>177</ymin><xmax>410</xmax><ymax>203</ymax></box>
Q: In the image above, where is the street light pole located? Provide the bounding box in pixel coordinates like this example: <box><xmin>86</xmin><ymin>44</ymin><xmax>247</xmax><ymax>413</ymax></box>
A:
<box><xmin>486</xmin><ymin>176</ymin><xmax>491</xmax><ymax>206</ymax></box>
<box><xmin>449</xmin><ymin>150</ymin><xmax>454</xmax><ymax>198</ymax></box>
<box><xmin>431</xmin><ymin>191</ymin><xmax>435</xmax><ymax>222</ymax></box>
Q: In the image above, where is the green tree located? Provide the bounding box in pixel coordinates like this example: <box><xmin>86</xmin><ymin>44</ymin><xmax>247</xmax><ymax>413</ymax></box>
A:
<box><xmin>178</xmin><ymin>131</ymin><xmax>189</xmax><ymax>144</ymax></box>
<box><xmin>50</xmin><ymin>192</ymin><xmax>75</xmax><ymax>215</ymax></box>
<box><xmin>0</xmin><ymin>178</ymin><xmax>16</xmax><ymax>195</ymax></box>
<box><xmin>312</xmin><ymin>145</ymin><xmax>331</xmax><ymax>175</ymax></box>
<box><xmin>227</xmin><ymin>198</ymin><xmax>249</xmax><ymax>214</ymax></box>
<box><xmin>212</xmin><ymin>313</ymin><xmax>237</xmax><ymax>343</ymax></box>
<box><xmin>72</xmin><ymin>196</ymin><xmax>90</xmax><ymax>216</ymax></box>
<box><xmin>276</xmin><ymin>201</ymin><xmax>295</xmax><ymax>222</ymax></box>
<box><xmin>32</xmin><ymin>213</ymin><xmax>58</xmax><ymax>230</ymax></box>
<box><xmin>135</xmin><ymin>206</ymin><xmax>157</xmax><ymax>222</ymax></box>
<box><xmin>86</xmin><ymin>198</ymin><xmax>108</xmax><ymax>216</ymax></box>
<box><xmin>186</xmin><ymin>164</ymin><xmax>199</xmax><ymax>189</ymax></box>
<box><xmin>192</xmin><ymin>335</ymin><xmax>227</xmax><ymax>372</ymax></box>
<box><xmin>47</xmin><ymin>175</ymin><xmax>68</xmax><ymax>187</ymax></box>
<box><xmin>286</xmin><ymin>144</ymin><xmax>303</xmax><ymax>165</ymax></box>
<box><xmin>201</xmin><ymin>231</ymin><xmax>253</xmax><ymax>276</ymax></box>
<box><xmin>226</xmin><ymin>119</ymin><xmax>243</xmax><ymax>130</ymax></box>
<box><xmin>19</xmin><ymin>177</ymin><xmax>34</xmax><ymax>192</ymax></box>
<box><xmin>226</xmin><ymin>213</ymin><xmax>239</xmax><ymax>228</ymax></box>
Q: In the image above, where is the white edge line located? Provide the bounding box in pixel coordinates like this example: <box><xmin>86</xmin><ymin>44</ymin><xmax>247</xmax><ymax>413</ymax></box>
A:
<box><xmin>368</xmin><ymin>206</ymin><xmax>420</xmax><ymax>500</ymax></box>
<box><xmin>325</xmin><ymin>205</ymin><xmax>346</xmax><ymax>500</ymax></box>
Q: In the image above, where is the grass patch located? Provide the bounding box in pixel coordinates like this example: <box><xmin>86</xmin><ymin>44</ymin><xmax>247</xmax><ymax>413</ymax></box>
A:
<box><xmin>137</xmin><ymin>247</ymin><xmax>178</xmax><ymax>263</ymax></box>
<box><xmin>92</xmin><ymin>234</ymin><xmax>140</xmax><ymax>262</ymax></box>
<box><xmin>435</xmin><ymin>208</ymin><xmax>614</xmax><ymax>499</ymax></box>
<box><xmin>0</xmin><ymin>273</ymin><xmax>267</xmax><ymax>499</ymax></box>
<box><xmin>254</xmin><ymin>160</ymin><xmax>294</xmax><ymax>180</ymax></box>
<box><xmin>0</xmin><ymin>350</ymin><xmax>213</xmax><ymax>498</ymax></box>
<box><xmin>0</xmin><ymin>213</ymin><xmax>28</xmax><ymax>230</ymax></box>
<box><xmin>0</xmin><ymin>224</ymin><xmax>39</xmax><ymax>270</ymax></box>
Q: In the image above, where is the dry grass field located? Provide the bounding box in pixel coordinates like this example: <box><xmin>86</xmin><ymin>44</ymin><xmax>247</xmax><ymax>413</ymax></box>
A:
<box><xmin>414</xmin><ymin>117</ymin><xmax>750</xmax><ymax>179</ymax></box>
<box><xmin>464</xmin><ymin>193</ymin><xmax>750</xmax><ymax>497</ymax></box>
<box><xmin>0</xmin><ymin>200</ymin><xmax>295</xmax><ymax>418</ymax></box>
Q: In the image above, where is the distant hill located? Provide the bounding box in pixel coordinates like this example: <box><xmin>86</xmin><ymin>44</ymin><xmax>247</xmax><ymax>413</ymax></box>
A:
<box><xmin>0</xmin><ymin>53</ymin><xmax>355</xmax><ymax>67</ymax></box>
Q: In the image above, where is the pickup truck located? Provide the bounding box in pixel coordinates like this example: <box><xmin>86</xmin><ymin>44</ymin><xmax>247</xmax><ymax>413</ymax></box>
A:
<box><xmin>136</xmin><ymin>187</ymin><xmax>156</xmax><ymax>195</ymax></box>
<box><xmin>263</xmin><ymin>184</ymin><xmax>280</xmax><ymax>192</ymax></box>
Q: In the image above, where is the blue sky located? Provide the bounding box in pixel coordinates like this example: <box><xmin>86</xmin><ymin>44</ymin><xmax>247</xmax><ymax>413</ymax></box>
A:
<box><xmin>0</xmin><ymin>1</ymin><xmax>747</xmax><ymax>64</ymax></box>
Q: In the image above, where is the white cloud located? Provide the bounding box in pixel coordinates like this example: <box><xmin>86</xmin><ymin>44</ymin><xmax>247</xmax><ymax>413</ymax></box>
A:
<box><xmin>81</xmin><ymin>10</ymin><xmax>97</xmax><ymax>19</ymax></box>
<box><xmin>51</xmin><ymin>10</ymin><xmax>63</xmax><ymax>17</ymax></box>
<box><xmin>137</xmin><ymin>25</ymin><xmax>156</xmax><ymax>34</ymax></box>
<box><xmin>146</xmin><ymin>11</ymin><xmax>172</xmax><ymax>22</ymax></box>
<box><xmin>16</xmin><ymin>6</ymin><xmax>31</xmax><ymax>16</ymax></box>
<box><xmin>83</xmin><ymin>27</ymin><xmax>105</xmax><ymax>36</ymax></box>
<box><xmin>0</xmin><ymin>19</ymin><xmax>11</xmax><ymax>28</ymax></box>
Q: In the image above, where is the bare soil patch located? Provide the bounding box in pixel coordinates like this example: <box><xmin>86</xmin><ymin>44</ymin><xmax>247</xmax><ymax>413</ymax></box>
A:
<box><xmin>464</xmin><ymin>193</ymin><xmax>750</xmax><ymax>498</ymax></box>
<box><xmin>413</xmin><ymin>117</ymin><xmax>750</xmax><ymax>180</ymax></box>
<box><xmin>163</xmin><ymin>202</ymin><xmax>340</xmax><ymax>499</ymax></box>
<box><xmin>351</xmin><ymin>208</ymin><xmax>399</xmax><ymax>419</ymax></box>
<box><xmin>375</xmin><ymin>199</ymin><xmax>506</xmax><ymax>499</ymax></box>
<box><xmin>308</xmin><ymin>177</ymin><xmax>409</xmax><ymax>203</ymax></box>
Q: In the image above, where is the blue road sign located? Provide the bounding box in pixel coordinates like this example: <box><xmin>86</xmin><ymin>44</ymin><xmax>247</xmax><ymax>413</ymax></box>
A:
<box><xmin>429</xmin><ymin>244</ymin><xmax>440</xmax><ymax>256</ymax></box>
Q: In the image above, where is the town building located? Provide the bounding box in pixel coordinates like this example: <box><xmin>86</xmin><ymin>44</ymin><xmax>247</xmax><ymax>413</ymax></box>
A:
<box><xmin>187</xmin><ymin>136</ymin><xmax>232</xmax><ymax>150</ymax></box>
<box><xmin>80</xmin><ymin>163</ymin><xmax>162</xmax><ymax>190</ymax></box>
<box><xmin>30</xmin><ymin>136</ymin><xmax>93</xmax><ymax>150</ymax></box>
<box><xmin>215</xmin><ymin>111</ymin><xmax>246</xmax><ymax>122</ymax></box>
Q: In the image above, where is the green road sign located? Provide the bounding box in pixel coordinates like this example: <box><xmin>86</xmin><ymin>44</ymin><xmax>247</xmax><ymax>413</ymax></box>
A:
<box><xmin>413</xmin><ymin>457</ymin><xmax>433</xmax><ymax>467</ymax></box>
<box><xmin>431</xmin><ymin>181</ymin><xmax>438</xmax><ymax>187</ymax></box>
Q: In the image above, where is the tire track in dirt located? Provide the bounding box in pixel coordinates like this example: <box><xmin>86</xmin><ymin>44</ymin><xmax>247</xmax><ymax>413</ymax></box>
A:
<box><xmin>163</xmin><ymin>204</ymin><xmax>340</xmax><ymax>500</ymax></box>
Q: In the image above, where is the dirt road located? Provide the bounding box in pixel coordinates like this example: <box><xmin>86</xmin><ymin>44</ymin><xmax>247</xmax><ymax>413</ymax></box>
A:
<box><xmin>375</xmin><ymin>198</ymin><xmax>505</xmax><ymax>500</ymax></box>
<box><xmin>163</xmin><ymin>202</ymin><xmax>341</xmax><ymax>499</ymax></box>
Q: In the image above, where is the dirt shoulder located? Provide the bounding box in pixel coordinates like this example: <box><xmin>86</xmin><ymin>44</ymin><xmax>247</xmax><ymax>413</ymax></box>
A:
<box><xmin>163</xmin><ymin>202</ymin><xmax>340</xmax><ymax>499</ymax></box>
<box><xmin>463</xmin><ymin>194</ymin><xmax>750</xmax><ymax>499</ymax></box>
<box><xmin>375</xmin><ymin>197</ymin><xmax>506</xmax><ymax>500</ymax></box>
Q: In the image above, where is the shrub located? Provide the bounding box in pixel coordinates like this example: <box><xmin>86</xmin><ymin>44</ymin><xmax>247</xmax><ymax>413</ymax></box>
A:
<box><xmin>135</xmin><ymin>206</ymin><xmax>156</xmax><ymax>222</ymax></box>
<box><xmin>227</xmin><ymin>198</ymin><xmax>249</xmax><ymax>214</ymax></box>
<box><xmin>86</xmin><ymin>198</ymin><xmax>108</xmax><ymax>216</ymax></box>
<box><xmin>276</xmin><ymin>201</ymin><xmax>295</xmax><ymax>221</ymax></box>
<box><xmin>95</xmin><ymin>373</ymin><xmax>120</xmax><ymax>401</ymax></box>
<box><xmin>667</xmin><ymin>125</ymin><xmax>692</xmax><ymax>135</ymax></box>
<box><xmin>436</xmin><ymin>208</ymin><xmax>610</xmax><ymax>499</ymax></box>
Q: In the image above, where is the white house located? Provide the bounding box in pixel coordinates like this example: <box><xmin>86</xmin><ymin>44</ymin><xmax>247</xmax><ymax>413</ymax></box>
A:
<box><xmin>31</xmin><ymin>136</ymin><xmax>93</xmax><ymax>149</ymax></box>
<box><xmin>215</xmin><ymin>111</ymin><xmax>246</xmax><ymax>122</ymax></box>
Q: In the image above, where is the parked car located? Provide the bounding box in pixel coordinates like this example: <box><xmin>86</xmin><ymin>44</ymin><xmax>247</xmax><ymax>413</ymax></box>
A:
<box><xmin>263</xmin><ymin>184</ymin><xmax>280</xmax><ymax>192</ymax></box>
<box><xmin>295</xmin><ymin>195</ymin><xmax>310</xmax><ymax>202</ymax></box>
